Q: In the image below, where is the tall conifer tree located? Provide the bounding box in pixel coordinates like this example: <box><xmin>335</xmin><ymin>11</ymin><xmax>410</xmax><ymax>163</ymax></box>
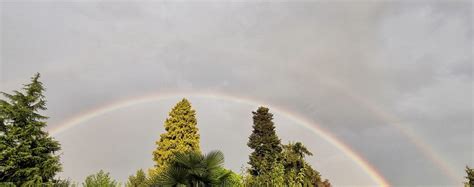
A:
<box><xmin>151</xmin><ymin>98</ymin><xmax>201</xmax><ymax>176</ymax></box>
<box><xmin>0</xmin><ymin>73</ymin><xmax>61</xmax><ymax>185</ymax></box>
<box><xmin>247</xmin><ymin>107</ymin><xmax>282</xmax><ymax>177</ymax></box>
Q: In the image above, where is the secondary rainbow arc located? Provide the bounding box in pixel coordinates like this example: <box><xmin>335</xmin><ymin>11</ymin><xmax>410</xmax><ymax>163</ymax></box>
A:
<box><xmin>307</xmin><ymin>75</ymin><xmax>459</xmax><ymax>182</ymax></box>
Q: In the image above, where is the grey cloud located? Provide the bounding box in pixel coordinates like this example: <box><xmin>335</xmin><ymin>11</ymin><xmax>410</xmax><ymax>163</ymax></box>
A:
<box><xmin>1</xmin><ymin>1</ymin><xmax>472</xmax><ymax>186</ymax></box>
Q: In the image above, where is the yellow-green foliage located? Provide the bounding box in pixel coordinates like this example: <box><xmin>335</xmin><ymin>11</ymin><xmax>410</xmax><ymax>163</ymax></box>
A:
<box><xmin>151</xmin><ymin>99</ymin><xmax>201</xmax><ymax>176</ymax></box>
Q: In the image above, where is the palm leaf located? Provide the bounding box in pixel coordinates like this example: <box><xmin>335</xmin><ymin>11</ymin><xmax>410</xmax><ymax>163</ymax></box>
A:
<box><xmin>204</xmin><ymin>151</ymin><xmax>224</xmax><ymax>170</ymax></box>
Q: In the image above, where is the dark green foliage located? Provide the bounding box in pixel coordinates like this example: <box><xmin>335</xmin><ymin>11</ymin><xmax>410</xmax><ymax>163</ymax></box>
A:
<box><xmin>127</xmin><ymin>169</ymin><xmax>148</xmax><ymax>187</ymax></box>
<box><xmin>0</xmin><ymin>73</ymin><xmax>62</xmax><ymax>186</ymax></box>
<box><xmin>52</xmin><ymin>178</ymin><xmax>76</xmax><ymax>187</ymax></box>
<box><xmin>243</xmin><ymin>161</ymin><xmax>285</xmax><ymax>186</ymax></box>
<box><xmin>245</xmin><ymin>107</ymin><xmax>331</xmax><ymax>186</ymax></box>
<box><xmin>0</xmin><ymin>74</ymin><xmax>333</xmax><ymax>187</ymax></box>
<box><xmin>214</xmin><ymin>168</ymin><xmax>242</xmax><ymax>187</ymax></box>
<box><xmin>82</xmin><ymin>170</ymin><xmax>118</xmax><ymax>187</ymax></box>
<box><xmin>282</xmin><ymin>142</ymin><xmax>313</xmax><ymax>172</ymax></box>
<box><xmin>154</xmin><ymin>150</ymin><xmax>241</xmax><ymax>186</ymax></box>
<box><xmin>466</xmin><ymin>166</ymin><xmax>474</xmax><ymax>187</ymax></box>
<box><xmin>282</xmin><ymin>142</ymin><xmax>330</xmax><ymax>186</ymax></box>
<box><xmin>0</xmin><ymin>182</ymin><xmax>15</xmax><ymax>186</ymax></box>
<box><xmin>247</xmin><ymin>107</ymin><xmax>282</xmax><ymax>178</ymax></box>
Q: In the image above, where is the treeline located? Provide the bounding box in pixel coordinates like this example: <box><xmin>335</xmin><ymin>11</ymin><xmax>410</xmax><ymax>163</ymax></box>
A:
<box><xmin>1</xmin><ymin>74</ymin><xmax>473</xmax><ymax>187</ymax></box>
<box><xmin>0</xmin><ymin>74</ymin><xmax>330</xmax><ymax>186</ymax></box>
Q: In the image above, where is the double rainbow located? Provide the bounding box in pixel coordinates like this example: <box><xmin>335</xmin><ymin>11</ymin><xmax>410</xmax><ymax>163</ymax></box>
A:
<box><xmin>47</xmin><ymin>91</ymin><xmax>459</xmax><ymax>186</ymax></box>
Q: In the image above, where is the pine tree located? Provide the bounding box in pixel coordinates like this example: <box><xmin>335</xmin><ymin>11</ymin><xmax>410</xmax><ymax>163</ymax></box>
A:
<box><xmin>247</xmin><ymin>107</ymin><xmax>282</xmax><ymax>177</ymax></box>
<box><xmin>0</xmin><ymin>73</ymin><xmax>62</xmax><ymax>185</ymax></box>
<box><xmin>151</xmin><ymin>98</ymin><xmax>201</xmax><ymax>176</ymax></box>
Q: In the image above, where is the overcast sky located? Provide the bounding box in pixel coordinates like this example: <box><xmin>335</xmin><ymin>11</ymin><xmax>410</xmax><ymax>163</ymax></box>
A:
<box><xmin>0</xmin><ymin>1</ymin><xmax>472</xmax><ymax>186</ymax></box>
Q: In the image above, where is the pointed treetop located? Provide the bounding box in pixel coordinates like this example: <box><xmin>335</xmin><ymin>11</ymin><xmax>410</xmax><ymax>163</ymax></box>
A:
<box><xmin>247</xmin><ymin>106</ymin><xmax>282</xmax><ymax>177</ymax></box>
<box><xmin>179</xmin><ymin>98</ymin><xmax>190</xmax><ymax>104</ymax></box>
<box><xmin>0</xmin><ymin>73</ymin><xmax>61</xmax><ymax>185</ymax></box>
<box><xmin>151</xmin><ymin>98</ymin><xmax>201</xmax><ymax>176</ymax></box>
<box><xmin>254</xmin><ymin>106</ymin><xmax>270</xmax><ymax>114</ymax></box>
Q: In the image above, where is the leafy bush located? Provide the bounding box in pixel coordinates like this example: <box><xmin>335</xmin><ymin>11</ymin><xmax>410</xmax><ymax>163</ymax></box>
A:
<box><xmin>82</xmin><ymin>170</ymin><xmax>118</xmax><ymax>187</ymax></box>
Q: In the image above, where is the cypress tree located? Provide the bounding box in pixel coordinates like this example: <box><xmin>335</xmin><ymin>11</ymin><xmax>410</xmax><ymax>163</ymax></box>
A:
<box><xmin>0</xmin><ymin>73</ymin><xmax>62</xmax><ymax>185</ymax></box>
<box><xmin>151</xmin><ymin>98</ymin><xmax>201</xmax><ymax>176</ymax></box>
<box><xmin>247</xmin><ymin>107</ymin><xmax>282</xmax><ymax>177</ymax></box>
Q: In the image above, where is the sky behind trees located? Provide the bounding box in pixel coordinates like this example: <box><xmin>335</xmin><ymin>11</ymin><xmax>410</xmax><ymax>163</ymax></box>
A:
<box><xmin>1</xmin><ymin>1</ymin><xmax>472</xmax><ymax>186</ymax></box>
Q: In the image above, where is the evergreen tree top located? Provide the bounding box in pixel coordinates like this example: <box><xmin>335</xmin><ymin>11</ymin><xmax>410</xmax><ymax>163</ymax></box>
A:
<box><xmin>176</xmin><ymin>98</ymin><xmax>191</xmax><ymax>107</ymax></box>
<box><xmin>151</xmin><ymin>98</ymin><xmax>201</xmax><ymax>176</ymax></box>
<box><xmin>1</xmin><ymin>72</ymin><xmax>46</xmax><ymax>112</ymax></box>
<box><xmin>247</xmin><ymin>106</ymin><xmax>282</xmax><ymax>177</ymax></box>
<box><xmin>253</xmin><ymin>107</ymin><xmax>272</xmax><ymax>117</ymax></box>
<box><xmin>0</xmin><ymin>73</ymin><xmax>61</xmax><ymax>185</ymax></box>
<box><xmin>167</xmin><ymin>98</ymin><xmax>193</xmax><ymax>115</ymax></box>
<box><xmin>178</xmin><ymin>98</ymin><xmax>190</xmax><ymax>105</ymax></box>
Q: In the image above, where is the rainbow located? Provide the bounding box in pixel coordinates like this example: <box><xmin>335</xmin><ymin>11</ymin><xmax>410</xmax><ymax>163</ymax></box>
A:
<box><xmin>49</xmin><ymin>91</ymin><xmax>390</xmax><ymax>186</ymax></box>
<box><xmin>342</xmin><ymin>92</ymin><xmax>461</xmax><ymax>182</ymax></box>
<box><xmin>312</xmin><ymin>78</ymin><xmax>460</xmax><ymax>183</ymax></box>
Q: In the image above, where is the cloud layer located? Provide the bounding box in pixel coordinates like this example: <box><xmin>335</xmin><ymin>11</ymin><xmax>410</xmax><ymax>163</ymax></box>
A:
<box><xmin>1</xmin><ymin>1</ymin><xmax>472</xmax><ymax>185</ymax></box>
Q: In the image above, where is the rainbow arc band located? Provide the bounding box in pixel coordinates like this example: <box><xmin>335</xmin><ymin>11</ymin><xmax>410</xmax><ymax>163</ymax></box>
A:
<box><xmin>49</xmin><ymin>91</ymin><xmax>392</xmax><ymax>186</ymax></box>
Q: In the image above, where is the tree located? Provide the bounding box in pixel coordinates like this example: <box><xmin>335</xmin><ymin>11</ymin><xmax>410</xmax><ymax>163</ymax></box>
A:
<box><xmin>283</xmin><ymin>142</ymin><xmax>318</xmax><ymax>185</ymax></box>
<box><xmin>318</xmin><ymin>179</ymin><xmax>332</xmax><ymax>187</ymax></box>
<box><xmin>243</xmin><ymin>161</ymin><xmax>285</xmax><ymax>186</ymax></box>
<box><xmin>215</xmin><ymin>168</ymin><xmax>242</xmax><ymax>187</ymax></box>
<box><xmin>465</xmin><ymin>166</ymin><xmax>474</xmax><ymax>187</ymax></box>
<box><xmin>126</xmin><ymin>169</ymin><xmax>147</xmax><ymax>187</ymax></box>
<box><xmin>282</xmin><ymin>142</ymin><xmax>330</xmax><ymax>187</ymax></box>
<box><xmin>151</xmin><ymin>99</ymin><xmax>201</xmax><ymax>176</ymax></box>
<box><xmin>282</xmin><ymin>142</ymin><xmax>313</xmax><ymax>173</ymax></box>
<box><xmin>247</xmin><ymin>107</ymin><xmax>282</xmax><ymax>178</ymax></box>
<box><xmin>154</xmin><ymin>150</ymin><xmax>240</xmax><ymax>187</ymax></box>
<box><xmin>82</xmin><ymin>170</ymin><xmax>118</xmax><ymax>187</ymax></box>
<box><xmin>53</xmin><ymin>178</ymin><xmax>78</xmax><ymax>187</ymax></box>
<box><xmin>0</xmin><ymin>73</ymin><xmax>62</xmax><ymax>186</ymax></box>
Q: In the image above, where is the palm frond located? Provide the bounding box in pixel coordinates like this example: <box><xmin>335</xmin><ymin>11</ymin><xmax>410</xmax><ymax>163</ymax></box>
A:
<box><xmin>204</xmin><ymin>150</ymin><xmax>225</xmax><ymax>169</ymax></box>
<box><xmin>156</xmin><ymin>167</ymin><xmax>189</xmax><ymax>186</ymax></box>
